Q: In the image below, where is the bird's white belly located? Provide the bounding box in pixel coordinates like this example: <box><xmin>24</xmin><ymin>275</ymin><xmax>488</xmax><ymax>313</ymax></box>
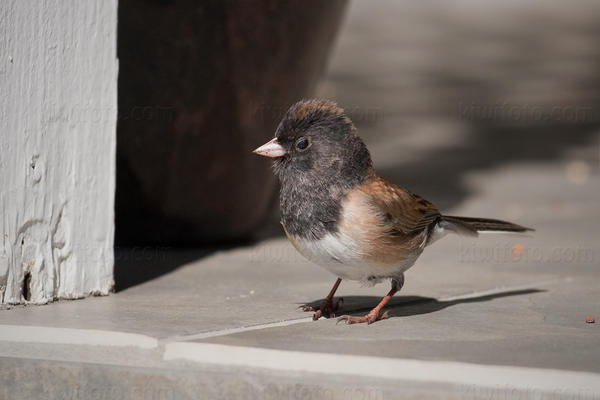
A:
<box><xmin>291</xmin><ymin>232</ymin><xmax>422</xmax><ymax>284</ymax></box>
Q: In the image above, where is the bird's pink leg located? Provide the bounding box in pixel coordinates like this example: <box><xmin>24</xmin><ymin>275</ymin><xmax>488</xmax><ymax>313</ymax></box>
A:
<box><xmin>300</xmin><ymin>278</ymin><xmax>343</xmax><ymax>320</ymax></box>
<box><xmin>337</xmin><ymin>276</ymin><xmax>404</xmax><ymax>325</ymax></box>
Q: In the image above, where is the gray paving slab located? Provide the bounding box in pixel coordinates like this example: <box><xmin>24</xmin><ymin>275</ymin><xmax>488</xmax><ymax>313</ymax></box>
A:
<box><xmin>196</xmin><ymin>276</ymin><xmax>600</xmax><ymax>373</ymax></box>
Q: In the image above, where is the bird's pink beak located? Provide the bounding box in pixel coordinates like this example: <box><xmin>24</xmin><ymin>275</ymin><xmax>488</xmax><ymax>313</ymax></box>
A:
<box><xmin>253</xmin><ymin>138</ymin><xmax>287</xmax><ymax>158</ymax></box>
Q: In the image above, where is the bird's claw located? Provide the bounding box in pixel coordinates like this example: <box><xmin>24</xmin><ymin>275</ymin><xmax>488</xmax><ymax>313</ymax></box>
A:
<box><xmin>299</xmin><ymin>297</ymin><xmax>343</xmax><ymax>320</ymax></box>
<box><xmin>336</xmin><ymin>310</ymin><xmax>390</xmax><ymax>325</ymax></box>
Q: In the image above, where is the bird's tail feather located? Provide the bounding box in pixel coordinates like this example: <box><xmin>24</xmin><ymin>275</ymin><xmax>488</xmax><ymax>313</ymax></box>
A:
<box><xmin>440</xmin><ymin>215</ymin><xmax>533</xmax><ymax>236</ymax></box>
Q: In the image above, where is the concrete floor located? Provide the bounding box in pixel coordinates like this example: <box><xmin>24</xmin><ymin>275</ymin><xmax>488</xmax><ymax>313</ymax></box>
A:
<box><xmin>2</xmin><ymin>1</ymin><xmax>600</xmax><ymax>399</ymax></box>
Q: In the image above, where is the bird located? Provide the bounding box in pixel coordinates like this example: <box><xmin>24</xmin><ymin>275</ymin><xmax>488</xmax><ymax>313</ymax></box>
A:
<box><xmin>253</xmin><ymin>99</ymin><xmax>532</xmax><ymax>324</ymax></box>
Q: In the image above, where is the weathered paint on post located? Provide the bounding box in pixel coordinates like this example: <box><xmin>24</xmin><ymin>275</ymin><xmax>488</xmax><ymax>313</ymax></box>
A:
<box><xmin>0</xmin><ymin>0</ymin><xmax>117</xmax><ymax>304</ymax></box>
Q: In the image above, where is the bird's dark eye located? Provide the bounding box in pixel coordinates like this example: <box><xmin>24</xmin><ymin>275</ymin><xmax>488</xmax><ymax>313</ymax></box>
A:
<box><xmin>295</xmin><ymin>137</ymin><xmax>310</xmax><ymax>151</ymax></box>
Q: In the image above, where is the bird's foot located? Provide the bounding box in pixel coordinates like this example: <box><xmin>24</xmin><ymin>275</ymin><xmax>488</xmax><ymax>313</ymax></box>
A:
<box><xmin>300</xmin><ymin>297</ymin><xmax>344</xmax><ymax>320</ymax></box>
<box><xmin>336</xmin><ymin>309</ymin><xmax>390</xmax><ymax>325</ymax></box>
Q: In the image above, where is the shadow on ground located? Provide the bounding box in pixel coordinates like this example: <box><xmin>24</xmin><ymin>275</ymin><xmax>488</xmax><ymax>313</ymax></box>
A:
<box><xmin>300</xmin><ymin>288</ymin><xmax>545</xmax><ymax>320</ymax></box>
<box><xmin>113</xmin><ymin>247</ymin><xmax>214</xmax><ymax>291</ymax></box>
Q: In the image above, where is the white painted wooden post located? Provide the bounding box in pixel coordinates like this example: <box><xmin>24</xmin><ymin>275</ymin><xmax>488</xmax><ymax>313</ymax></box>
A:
<box><xmin>0</xmin><ymin>0</ymin><xmax>118</xmax><ymax>304</ymax></box>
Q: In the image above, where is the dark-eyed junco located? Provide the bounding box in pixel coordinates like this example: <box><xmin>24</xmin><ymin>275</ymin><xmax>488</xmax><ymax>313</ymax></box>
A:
<box><xmin>254</xmin><ymin>99</ymin><xmax>532</xmax><ymax>324</ymax></box>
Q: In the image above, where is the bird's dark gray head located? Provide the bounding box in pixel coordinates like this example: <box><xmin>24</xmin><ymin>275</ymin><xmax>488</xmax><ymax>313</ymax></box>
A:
<box><xmin>254</xmin><ymin>99</ymin><xmax>373</xmax><ymax>186</ymax></box>
<box><xmin>253</xmin><ymin>100</ymin><xmax>375</xmax><ymax>239</ymax></box>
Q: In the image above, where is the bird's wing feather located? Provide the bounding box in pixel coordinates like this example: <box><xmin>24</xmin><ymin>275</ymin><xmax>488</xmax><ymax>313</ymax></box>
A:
<box><xmin>359</xmin><ymin>176</ymin><xmax>441</xmax><ymax>235</ymax></box>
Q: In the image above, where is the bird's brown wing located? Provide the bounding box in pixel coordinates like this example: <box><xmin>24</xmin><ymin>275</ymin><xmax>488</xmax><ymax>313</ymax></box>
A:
<box><xmin>359</xmin><ymin>176</ymin><xmax>441</xmax><ymax>235</ymax></box>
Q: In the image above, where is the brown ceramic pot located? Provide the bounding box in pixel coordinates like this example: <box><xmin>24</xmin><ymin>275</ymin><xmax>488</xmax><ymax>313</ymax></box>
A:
<box><xmin>116</xmin><ymin>0</ymin><xmax>348</xmax><ymax>244</ymax></box>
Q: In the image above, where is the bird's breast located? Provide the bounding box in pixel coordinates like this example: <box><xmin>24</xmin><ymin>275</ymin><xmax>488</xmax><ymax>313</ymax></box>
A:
<box><xmin>282</xmin><ymin>189</ymin><xmax>427</xmax><ymax>283</ymax></box>
<box><xmin>283</xmin><ymin>226</ymin><xmax>373</xmax><ymax>281</ymax></box>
